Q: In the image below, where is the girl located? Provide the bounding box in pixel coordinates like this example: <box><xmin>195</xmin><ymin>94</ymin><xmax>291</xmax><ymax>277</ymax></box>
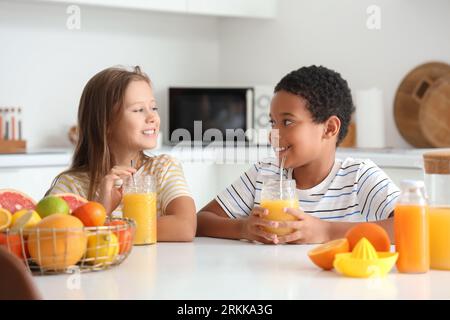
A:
<box><xmin>47</xmin><ymin>66</ymin><xmax>196</xmax><ymax>242</ymax></box>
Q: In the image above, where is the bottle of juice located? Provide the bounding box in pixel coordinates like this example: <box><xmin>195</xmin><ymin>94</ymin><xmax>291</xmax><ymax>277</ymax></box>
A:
<box><xmin>394</xmin><ymin>180</ymin><xmax>429</xmax><ymax>273</ymax></box>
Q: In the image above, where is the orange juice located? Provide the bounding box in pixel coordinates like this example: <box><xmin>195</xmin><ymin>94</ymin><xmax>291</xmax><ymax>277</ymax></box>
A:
<box><xmin>394</xmin><ymin>204</ymin><xmax>429</xmax><ymax>273</ymax></box>
<box><xmin>123</xmin><ymin>192</ymin><xmax>157</xmax><ymax>245</ymax></box>
<box><xmin>429</xmin><ymin>206</ymin><xmax>450</xmax><ymax>270</ymax></box>
<box><xmin>260</xmin><ymin>199</ymin><xmax>299</xmax><ymax>235</ymax></box>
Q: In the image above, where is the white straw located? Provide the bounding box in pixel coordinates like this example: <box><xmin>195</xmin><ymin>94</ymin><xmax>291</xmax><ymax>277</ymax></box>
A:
<box><xmin>131</xmin><ymin>159</ymin><xmax>137</xmax><ymax>189</ymax></box>
<box><xmin>280</xmin><ymin>156</ymin><xmax>286</xmax><ymax>199</ymax></box>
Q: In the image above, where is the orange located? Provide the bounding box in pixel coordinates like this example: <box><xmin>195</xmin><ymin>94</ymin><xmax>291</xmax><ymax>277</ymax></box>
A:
<box><xmin>345</xmin><ymin>222</ymin><xmax>391</xmax><ymax>252</ymax></box>
<box><xmin>0</xmin><ymin>232</ymin><xmax>24</xmax><ymax>259</ymax></box>
<box><xmin>308</xmin><ymin>238</ymin><xmax>350</xmax><ymax>270</ymax></box>
<box><xmin>27</xmin><ymin>214</ymin><xmax>87</xmax><ymax>271</ymax></box>
<box><xmin>104</xmin><ymin>220</ymin><xmax>133</xmax><ymax>254</ymax></box>
<box><xmin>72</xmin><ymin>202</ymin><xmax>106</xmax><ymax>227</ymax></box>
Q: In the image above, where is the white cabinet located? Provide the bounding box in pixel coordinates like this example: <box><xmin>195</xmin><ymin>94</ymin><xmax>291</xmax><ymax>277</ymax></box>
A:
<box><xmin>41</xmin><ymin>0</ymin><xmax>187</xmax><ymax>13</ymax></box>
<box><xmin>187</xmin><ymin>0</ymin><xmax>277</xmax><ymax>18</ymax></box>
<box><xmin>181</xmin><ymin>162</ymin><xmax>218</xmax><ymax>210</ymax></box>
<box><xmin>38</xmin><ymin>0</ymin><xmax>277</xmax><ymax>18</ymax></box>
<box><xmin>0</xmin><ymin>166</ymin><xmax>67</xmax><ymax>202</ymax></box>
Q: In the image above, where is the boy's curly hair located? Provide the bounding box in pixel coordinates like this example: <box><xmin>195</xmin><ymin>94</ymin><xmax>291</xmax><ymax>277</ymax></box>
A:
<box><xmin>274</xmin><ymin>65</ymin><xmax>355</xmax><ymax>145</ymax></box>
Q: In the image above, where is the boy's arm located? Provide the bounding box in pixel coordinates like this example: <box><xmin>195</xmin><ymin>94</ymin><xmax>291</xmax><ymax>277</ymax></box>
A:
<box><xmin>197</xmin><ymin>200</ymin><xmax>245</xmax><ymax>240</ymax></box>
<box><xmin>328</xmin><ymin>214</ymin><xmax>395</xmax><ymax>243</ymax></box>
<box><xmin>277</xmin><ymin>209</ymin><xmax>395</xmax><ymax>244</ymax></box>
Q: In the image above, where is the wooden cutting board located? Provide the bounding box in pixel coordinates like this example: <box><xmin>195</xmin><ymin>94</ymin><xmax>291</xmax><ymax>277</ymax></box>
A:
<box><xmin>419</xmin><ymin>74</ymin><xmax>450</xmax><ymax>147</ymax></box>
<box><xmin>394</xmin><ymin>62</ymin><xmax>450</xmax><ymax>147</ymax></box>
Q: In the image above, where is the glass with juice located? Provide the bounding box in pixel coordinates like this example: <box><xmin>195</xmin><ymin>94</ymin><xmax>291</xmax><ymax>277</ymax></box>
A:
<box><xmin>260</xmin><ymin>179</ymin><xmax>299</xmax><ymax>235</ymax></box>
<box><xmin>423</xmin><ymin>151</ymin><xmax>450</xmax><ymax>270</ymax></box>
<box><xmin>394</xmin><ymin>180</ymin><xmax>429</xmax><ymax>273</ymax></box>
<box><xmin>122</xmin><ymin>175</ymin><xmax>157</xmax><ymax>245</ymax></box>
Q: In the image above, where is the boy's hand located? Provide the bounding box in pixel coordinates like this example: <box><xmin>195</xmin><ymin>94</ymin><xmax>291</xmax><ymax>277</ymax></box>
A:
<box><xmin>241</xmin><ymin>207</ymin><xmax>280</xmax><ymax>244</ymax></box>
<box><xmin>97</xmin><ymin>166</ymin><xmax>136</xmax><ymax>216</ymax></box>
<box><xmin>275</xmin><ymin>208</ymin><xmax>332</xmax><ymax>244</ymax></box>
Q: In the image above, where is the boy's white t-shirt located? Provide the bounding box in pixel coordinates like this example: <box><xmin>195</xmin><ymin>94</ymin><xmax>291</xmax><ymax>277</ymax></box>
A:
<box><xmin>216</xmin><ymin>157</ymin><xmax>400</xmax><ymax>222</ymax></box>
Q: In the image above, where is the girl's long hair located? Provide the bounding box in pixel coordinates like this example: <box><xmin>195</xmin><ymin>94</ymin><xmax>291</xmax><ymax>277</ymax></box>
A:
<box><xmin>48</xmin><ymin>66</ymin><xmax>151</xmax><ymax>200</ymax></box>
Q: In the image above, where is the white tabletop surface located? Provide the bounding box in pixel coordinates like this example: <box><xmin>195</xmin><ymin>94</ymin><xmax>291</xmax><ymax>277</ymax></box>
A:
<box><xmin>33</xmin><ymin>237</ymin><xmax>450</xmax><ymax>300</ymax></box>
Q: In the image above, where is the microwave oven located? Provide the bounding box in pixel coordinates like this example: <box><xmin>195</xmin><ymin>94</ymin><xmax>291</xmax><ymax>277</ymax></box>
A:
<box><xmin>168</xmin><ymin>86</ymin><xmax>273</xmax><ymax>145</ymax></box>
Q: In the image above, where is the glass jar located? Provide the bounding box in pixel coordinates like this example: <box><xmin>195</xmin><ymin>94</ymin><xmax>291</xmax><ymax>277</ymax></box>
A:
<box><xmin>423</xmin><ymin>150</ymin><xmax>450</xmax><ymax>270</ymax></box>
<box><xmin>122</xmin><ymin>175</ymin><xmax>157</xmax><ymax>245</ymax></box>
<box><xmin>260</xmin><ymin>179</ymin><xmax>299</xmax><ymax>235</ymax></box>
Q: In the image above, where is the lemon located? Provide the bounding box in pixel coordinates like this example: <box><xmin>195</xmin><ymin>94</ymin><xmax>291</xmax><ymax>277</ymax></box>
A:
<box><xmin>86</xmin><ymin>232</ymin><xmax>119</xmax><ymax>265</ymax></box>
<box><xmin>0</xmin><ymin>208</ymin><xmax>12</xmax><ymax>231</ymax></box>
<box><xmin>11</xmin><ymin>209</ymin><xmax>41</xmax><ymax>229</ymax></box>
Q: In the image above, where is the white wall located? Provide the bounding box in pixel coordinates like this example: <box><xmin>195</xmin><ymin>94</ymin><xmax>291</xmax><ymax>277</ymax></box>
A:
<box><xmin>1</xmin><ymin>0</ymin><xmax>449</xmax><ymax>149</ymax></box>
<box><xmin>217</xmin><ymin>0</ymin><xmax>450</xmax><ymax>148</ymax></box>
<box><xmin>0</xmin><ymin>0</ymin><xmax>220</xmax><ymax>148</ymax></box>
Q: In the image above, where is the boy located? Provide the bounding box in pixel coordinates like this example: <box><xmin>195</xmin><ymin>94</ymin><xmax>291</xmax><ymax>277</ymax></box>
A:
<box><xmin>197</xmin><ymin>66</ymin><xmax>399</xmax><ymax>244</ymax></box>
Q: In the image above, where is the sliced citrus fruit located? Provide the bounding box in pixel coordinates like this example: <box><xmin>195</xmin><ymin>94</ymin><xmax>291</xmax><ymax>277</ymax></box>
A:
<box><xmin>54</xmin><ymin>193</ymin><xmax>88</xmax><ymax>213</ymax></box>
<box><xmin>345</xmin><ymin>223</ymin><xmax>391</xmax><ymax>252</ymax></box>
<box><xmin>0</xmin><ymin>208</ymin><xmax>12</xmax><ymax>231</ymax></box>
<box><xmin>0</xmin><ymin>189</ymin><xmax>36</xmax><ymax>213</ymax></box>
<box><xmin>11</xmin><ymin>209</ymin><xmax>41</xmax><ymax>229</ymax></box>
<box><xmin>307</xmin><ymin>238</ymin><xmax>350</xmax><ymax>270</ymax></box>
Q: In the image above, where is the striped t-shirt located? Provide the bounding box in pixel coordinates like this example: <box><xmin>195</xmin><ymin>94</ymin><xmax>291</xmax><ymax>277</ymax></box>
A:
<box><xmin>216</xmin><ymin>157</ymin><xmax>400</xmax><ymax>222</ymax></box>
<box><xmin>47</xmin><ymin>154</ymin><xmax>192</xmax><ymax>217</ymax></box>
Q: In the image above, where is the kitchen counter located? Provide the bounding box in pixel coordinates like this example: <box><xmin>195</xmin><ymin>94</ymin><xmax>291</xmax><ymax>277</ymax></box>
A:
<box><xmin>0</xmin><ymin>146</ymin><xmax>439</xmax><ymax>169</ymax></box>
<box><xmin>0</xmin><ymin>148</ymin><xmax>72</xmax><ymax>168</ymax></box>
<box><xmin>33</xmin><ymin>238</ymin><xmax>449</xmax><ymax>300</ymax></box>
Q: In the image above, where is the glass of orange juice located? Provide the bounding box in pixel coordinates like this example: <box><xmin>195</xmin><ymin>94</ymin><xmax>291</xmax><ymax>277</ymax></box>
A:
<box><xmin>260</xmin><ymin>179</ymin><xmax>299</xmax><ymax>235</ymax></box>
<box><xmin>122</xmin><ymin>175</ymin><xmax>156</xmax><ymax>245</ymax></box>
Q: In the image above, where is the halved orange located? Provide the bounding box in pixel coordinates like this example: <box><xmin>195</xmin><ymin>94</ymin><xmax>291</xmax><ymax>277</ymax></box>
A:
<box><xmin>307</xmin><ymin>238</ymin><xmax>350</xmax><ymax>270</ymax></box>
<box><xmin>345</xmin><ymin>223</ymin><xmax>391</xmax><ymax>252</ymax></box>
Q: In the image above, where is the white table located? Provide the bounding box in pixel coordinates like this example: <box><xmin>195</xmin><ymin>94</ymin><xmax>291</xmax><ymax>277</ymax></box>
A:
<box><xmin>33</xmin><ymin>237</ymin><xmax>450</xmax><ymax>300</ymax></box>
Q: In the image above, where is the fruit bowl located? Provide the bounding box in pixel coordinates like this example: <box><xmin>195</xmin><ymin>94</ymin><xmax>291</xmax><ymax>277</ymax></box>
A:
<box><xmin>0</xmin><ymin>217</ymin><xmax>136</xmax><ymax>275</ymax></box>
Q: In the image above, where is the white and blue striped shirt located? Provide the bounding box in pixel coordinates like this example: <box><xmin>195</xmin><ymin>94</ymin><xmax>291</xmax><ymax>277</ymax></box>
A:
<box><xmin>216</xmin><ymin>158</ymin><xmax>400</xmax><ymax>222</ymax></box>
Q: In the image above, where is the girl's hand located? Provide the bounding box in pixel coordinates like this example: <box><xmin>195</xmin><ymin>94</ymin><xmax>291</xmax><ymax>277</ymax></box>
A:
<box><xmin>240</xmin><ymin>206</ymin><xmax>280</xmax><ymax>244</ymax></box>
<box><xmin>96</xmin><ymin>166</ymin><xmax>136</xmax><ymax>216</ymax></box>
<box><xmin>275</xmin><ymin>208</ymin><xmax>332</xmax><ymax>244</ymax></box>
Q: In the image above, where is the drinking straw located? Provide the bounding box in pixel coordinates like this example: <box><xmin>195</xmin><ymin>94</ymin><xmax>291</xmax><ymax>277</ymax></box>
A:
<box><xmin>131</xmin><ymin>159</ymin><xmax>137</xmax><ymax>188</ymax></box>
<box><xmin>279</xmin><ymin>155</ymin><xmax>286</xmax><ymax>199</ymax></box>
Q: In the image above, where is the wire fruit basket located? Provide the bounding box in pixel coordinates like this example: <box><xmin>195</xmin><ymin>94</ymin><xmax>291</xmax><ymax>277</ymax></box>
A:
<box><xmin>0</xmin><ymin>217</ymin><xmax>135</xmax><ymax>275</ymax></box>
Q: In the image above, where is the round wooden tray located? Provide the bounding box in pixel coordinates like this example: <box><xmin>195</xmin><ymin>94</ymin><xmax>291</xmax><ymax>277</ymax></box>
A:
<box><xmin>394</xmin><ymin>62</ymin><xmax>450</xmax><ymax>147</ymax></box>
<box><xmin>419</xmin><ymin>74</ymin><xmax>450</xmax><ymax>147</ymax></box>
